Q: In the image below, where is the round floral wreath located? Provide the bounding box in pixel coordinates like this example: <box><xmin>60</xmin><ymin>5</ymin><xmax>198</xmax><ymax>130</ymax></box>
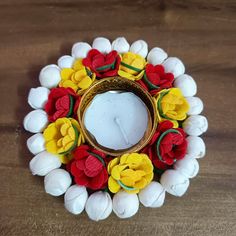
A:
<box><xmin>24</xmin><ymin>37</ymin><xmax>208</xmax><ymax>221</ymax></box>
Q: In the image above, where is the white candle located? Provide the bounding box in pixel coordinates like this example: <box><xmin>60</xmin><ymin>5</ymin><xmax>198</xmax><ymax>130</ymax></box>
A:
<box><xmin>84</xmin><ymin>91</ymin><xmax>148</xmax><ymax>150</ymax></box>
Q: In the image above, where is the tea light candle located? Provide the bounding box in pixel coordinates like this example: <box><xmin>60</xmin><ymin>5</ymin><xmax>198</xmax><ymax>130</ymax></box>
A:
<box><xmin>84</xmin><ymin>91</ymin><xmax>148</xmax><ymax>150</ymax></box>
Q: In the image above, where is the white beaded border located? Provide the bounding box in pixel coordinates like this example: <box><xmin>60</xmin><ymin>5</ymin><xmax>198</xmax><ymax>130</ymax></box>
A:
<box><xmin>24</xmin><ymin>37</ymin><xmax>208</xmax><ymax>221</ymax></box>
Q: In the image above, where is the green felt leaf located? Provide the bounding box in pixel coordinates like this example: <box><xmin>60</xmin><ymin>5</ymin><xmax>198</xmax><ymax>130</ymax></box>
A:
<box><xmin>143</xmin><ymin>72</ymin><xmax>160</xmax><ymax>90</ymax></box>
<box><xmin>120</xmin><ymin>61</ymin><xmax>142</xmax><ymax>73</ymax></box>
<box><xmin>96</xmin><ymin>60</ymin><xmax>116</xmax><ymax>71</ymax></box>
<box><xmin>117</xmin><ymin>180</ymin><xmax>136</xmax><ymax>191</ymax></box>
<box><xmin>66</xmin><ymin>95</ymin><xmax>74</xmax><ymax>118</ymax></box>
<box><xmin>156</xmin><ymin>129</ymin><xmax>180</xmax><ymax>162</ymax></box>
<box><xmin>87</xmin><ymin>151</ymin><xmax>106</xmax><ymax>166</ymax></box>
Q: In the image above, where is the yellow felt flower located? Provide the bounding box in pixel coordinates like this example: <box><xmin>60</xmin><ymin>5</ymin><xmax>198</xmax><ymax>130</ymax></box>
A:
<box><xmin>43</xmin><ymin>117</ymin><xmax>85</xmax><ymax>164</ymax></box>
<box><xmin>59</xmin><ymin>59</ymin><xmax>96</xmax><ymax>95</ymax></box>
<box><xmin>155</xmin><ymin>88</ymin><xmax>189</xmax><ymax>127</ymax></box>
<box><xmin>118</xmin><ymin>52</ymin><xmax>146</xmax><ymax>80</ymax></box>
<box><xmin>107</xmin><ymin>153</ymin><xmax>154</xmax><ymax>194</ymax></box>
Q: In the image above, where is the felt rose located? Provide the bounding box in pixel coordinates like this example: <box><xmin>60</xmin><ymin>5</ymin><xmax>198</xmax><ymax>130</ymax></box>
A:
<box><xmin>82</xmin><ymin>49</ymin><xmax>121</xmax><ymax>78</ymax></box>
<box><xmin>44</xmin><ymin>87</ymin><xmax>81</xmax><ymax>122</ymax></box>
<box><xmin>59</xmin><ymin>59</ymin><xmax>96</xmax><ymax>94</ymax></box>
<box><xmin>137</xmin><ymin>64</ymin><xmax>174</xmax><ymax>95</ymax></box>
<box><xmin>155</xmin><ymin>88</ymin><xmax>189</xmax><ymax>127</ymax></box>
<box><xmin>118</xmin><ymin>52</ymin><xmax>146</xmax><ymax>80</ymax></box>
<box><xmin>142</xmin><ymin>121</ymin><xmax>187</xmax><ymax>170</ymax></box>
<box><xmin>68</xmin><ymin>145</ymin><xmax>109</xmax><ymax>190</ymax></box>
<box><xmin>43</xmin><ymin>118</ymin><xmax>85</xmax><ymax>163</ymax></box>
<box><xmin>107</xmin><ymin>153</ymin><xmax>154</xmax><ymax>194</ymax></box>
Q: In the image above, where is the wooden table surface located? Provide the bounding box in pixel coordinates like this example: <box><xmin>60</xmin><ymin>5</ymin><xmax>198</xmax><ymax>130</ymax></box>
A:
<box><xmin>0</xmin><ymin>0</ymin><xmax>236</xmax><ymax>235</ymax></box>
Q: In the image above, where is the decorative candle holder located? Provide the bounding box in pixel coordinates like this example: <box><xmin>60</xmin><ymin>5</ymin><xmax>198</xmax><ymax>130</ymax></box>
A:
<box><xmin>78</xmin><ymin>77</ymin><xmax>157</xmax><ymax>156</ymax></box>
<box><xmin>24</xmin><ymin>37</ymin><xmax>208</xmax><ymax>221</ymax></box>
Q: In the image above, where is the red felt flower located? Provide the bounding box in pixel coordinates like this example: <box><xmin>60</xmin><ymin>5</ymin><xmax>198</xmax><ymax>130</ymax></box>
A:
<box><xmin>137</xmin><ymin>64</ymin><xmax>174</xmax><ymax>96</ymax></box>
<box><xmin>45</xmin><ymin>87</ymin><xmax>81</xmax><ymax>122</ymax></box>
<box><xmin>82</xmin><ymin>49</ymin><xmax>121</xmax><ymax>78</ymax></box>
<box><xmin>67</xmin><ymin>145</ymin><xmax>109</xmax><ymax>190</ymax></box>
<box><xmin>142</xmin><ymin>120</ymin><xmax>187</xmax><ymax>170</ymax></box>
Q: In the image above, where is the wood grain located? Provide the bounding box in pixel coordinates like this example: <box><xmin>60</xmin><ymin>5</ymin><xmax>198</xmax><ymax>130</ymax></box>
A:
<box><xmin>0</xmin><ymin>0</ymin><xmax>236</xmax><ymax>235</ymax></box>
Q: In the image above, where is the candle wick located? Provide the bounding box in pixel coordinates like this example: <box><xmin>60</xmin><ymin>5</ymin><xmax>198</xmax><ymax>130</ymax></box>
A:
<box><xmin>114</xmin><ymin>117</ymin><xmax>130</xmax><ymax>145</ymax></box>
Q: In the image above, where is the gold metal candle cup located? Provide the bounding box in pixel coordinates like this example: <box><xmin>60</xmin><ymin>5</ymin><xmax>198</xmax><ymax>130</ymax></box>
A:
<box><xmin>78</xmin><ymin>77</ymin><xmax>158</xmax><ymax>156</ymax></box>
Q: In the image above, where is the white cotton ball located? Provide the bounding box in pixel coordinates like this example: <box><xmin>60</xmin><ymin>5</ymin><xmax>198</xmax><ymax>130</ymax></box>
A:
<box><xmin>112</xmin><ymin>190</ymin><xmax>139</xmax><ymax>219</ymax></box>
<box><xmin>160</xmin><ymin>169</ymin><xmax>190</xmax><ymax>197</ymax></box>
<box><xmin>147</xmin><ymin>47</ymin><xmax>168</xmax><ymax>65</ymax></box>
<box><xmin>27</xmin><ymin>133</ymin><xmax>45</xmax><ymax>155</ymax></box>
<box><xmin>162</xmin><ymin>57</ymin><xmax>185</xmax><ymax>78</ymax></box>
<box><xmin>92</xmin><ymin>37</ymin><xmax>112</xmax><ymax>54</ymax></box>
<box><xmin>71</xmin><ymin>42</ymin><xmax>92</xmax><ymax>59</ymax></box>
<box><xmin>183</xmin><ymin>115</ymin><xmax>208</xmax><ymax>136</ymax></box>
<box><xmin>27</xmin><ymin>87</ymin><xmax>50</xmax><ymax>109</ymax></box>
<box><xmin>44</xmin><ymin>169</ymin><xmax>72</xmax><ymax>196</ymax></box>
<box><xmin>23</xmin><ymin>109</ymin><xmax>48</xmax><ymax>133</ymax></box>
<box><xmin>29</xmin><ymin>151</ymin><xmax>61</xmax><ymax>176</ymax></box>
<box><xmin>85</xmin><ymin>191</ymin><xmax>112</xmax><ymax>221</ymax></box>
<box><xmin>186</xmin><ymin>97</ymin><xmax>204</xmax><ymax>115</ymax></box>
<box><xmin>111</xmin><ymin>37</ymin><xmax>130</xmax><ymax>54</ymax></box>
<box><xmin>39</xmin><ymin>64</ymin><xmax>61</xmax><ymax>89</ymax></box>
<box><xmin>174</xmin><ymin>158</ymin><xmax>199</xmax><ymax>178</ymax></box>
<box><xmin>64</xmin><ymin>185</ymin><xmax>88</xmax><ymax>215</ymax></box>
<box><xmin>174</xmin><ymin>74</ymin><xmax>197</xmax><ymax>97</ymax></box>
<box><xmin>186</xmin><ymin>136</ymin><xmax>206</xmax><ymax>159</ymax></box>
<box><xmin>57</xmin><ymin>55</ymin><xmax>75</xmax><ymax>68</ymax></box>
<box><xmin>138</xmin><ymin>181</ymin><xmax>165</xmax><ymax>208</ymax></box>
<box><xmin>130</xmin><ymin>40</ymin><xmax>148</xmax><ymax>58</ymax></box>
